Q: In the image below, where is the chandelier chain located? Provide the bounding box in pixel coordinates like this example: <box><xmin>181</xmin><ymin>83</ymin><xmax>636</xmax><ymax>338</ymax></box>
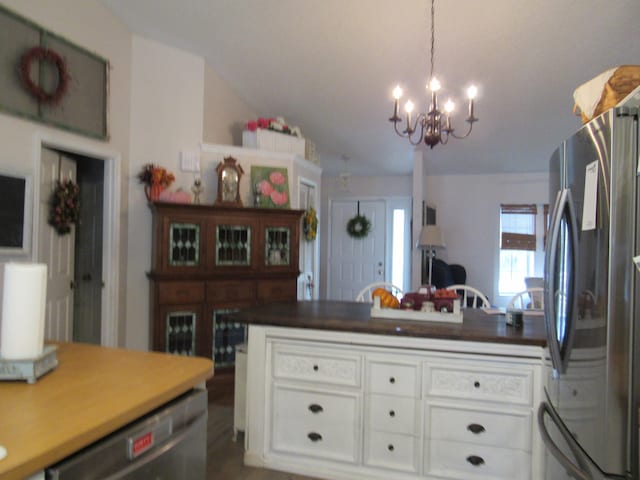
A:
<box><xmin>430</xmin><ymin>0</ymin><xmax>435</xmax><ymax>81</ymax></box>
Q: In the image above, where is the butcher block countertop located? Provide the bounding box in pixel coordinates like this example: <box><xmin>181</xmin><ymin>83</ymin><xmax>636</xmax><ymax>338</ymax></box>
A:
<box><xmin>234</xmin><ymin>300</ymin><xmax>547</xmax><ymax>346</ymax></box>
<box><xmin>0</xmin><ymin>342</ymin><xmax>213</xmax><ymax>480</ymax></box>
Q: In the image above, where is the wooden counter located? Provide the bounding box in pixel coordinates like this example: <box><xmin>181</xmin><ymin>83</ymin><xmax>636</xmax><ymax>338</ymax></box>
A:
<box><xmin>0</xmin><ymin>342</ymin><xmax>213</xmax><ymax>480</ymax></box>
<box><xmin>234</xmin><ymin>300</ymin><xmax>547</xmax><ymax>346</ymax></box>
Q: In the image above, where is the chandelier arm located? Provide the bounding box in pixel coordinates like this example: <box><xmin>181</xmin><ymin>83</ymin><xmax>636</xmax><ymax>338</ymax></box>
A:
<box><xmin>448</xmin><ymin>121</ymin><xmax>475</xmax><ymax>140</ymax></box>
<box><xmin>407</xmin><ymin>114</ymin><xmax>427</xmax><ymax>145</ymax></box>
<box><xmin>392</xmin><ymin>121</ymin><xmax>410</xmax><ymax>137</ymax></box>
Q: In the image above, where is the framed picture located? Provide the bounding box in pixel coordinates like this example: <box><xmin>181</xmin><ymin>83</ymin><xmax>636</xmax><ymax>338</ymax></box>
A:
<box><xmin>0</xmin><ymin>173</ymin><xmax>32</xmax><ymax>254</ymax></box>
<box><xmin>251</xmin><ymin>166</ymin><xmax>290</xmax><ymax>208</ymax></box>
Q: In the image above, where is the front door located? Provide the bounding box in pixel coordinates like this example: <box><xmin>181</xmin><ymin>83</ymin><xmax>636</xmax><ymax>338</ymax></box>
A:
<box><xmin>328</xmin><ymin>199</ymin><xmax>386</xmax><ymax>300</ymax></box>
<box><xmin>38</xmin><ymin>147</ymin><xmax>76</xmax><ymax>341</ymax></box>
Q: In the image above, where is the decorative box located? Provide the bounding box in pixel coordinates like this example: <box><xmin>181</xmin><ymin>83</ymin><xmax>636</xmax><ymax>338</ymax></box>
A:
<box><xmin>242</xmin><ymin>129</ymin><xmax>306</xmax><ymax>156</ymax></box>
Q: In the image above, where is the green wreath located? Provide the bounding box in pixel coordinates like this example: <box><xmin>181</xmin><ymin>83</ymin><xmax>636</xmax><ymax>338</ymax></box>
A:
<box><xmin>346</xmin><ymin>214</ymin><xmax>371</xmax><ymax>238</ymax></box>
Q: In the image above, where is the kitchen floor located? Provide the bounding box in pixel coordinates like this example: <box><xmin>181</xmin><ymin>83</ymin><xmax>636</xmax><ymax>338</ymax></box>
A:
<box><xmin>207</xmin><ymin>395</ymin><xmax>320</xmax><ymax>480</ymax></box>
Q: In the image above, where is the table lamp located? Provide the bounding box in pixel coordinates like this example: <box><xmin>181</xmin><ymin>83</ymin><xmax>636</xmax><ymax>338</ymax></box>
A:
<box><xmin>417</xmin><ymin>225</ymin><xmax>446</xmax><ymax>286</ymax></box>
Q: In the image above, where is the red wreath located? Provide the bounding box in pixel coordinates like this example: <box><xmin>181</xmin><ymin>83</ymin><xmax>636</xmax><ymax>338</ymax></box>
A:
<box><xmin>20</xmin><ymin>47</ymin><xmax>70</xmax><ymax>105</ymax></box>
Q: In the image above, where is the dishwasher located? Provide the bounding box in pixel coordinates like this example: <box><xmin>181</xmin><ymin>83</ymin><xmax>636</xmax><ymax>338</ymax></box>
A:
<box><xmin>46</xmin><ymin>388</ymin><xmax>207</xmax><ymax>479</ymax></box>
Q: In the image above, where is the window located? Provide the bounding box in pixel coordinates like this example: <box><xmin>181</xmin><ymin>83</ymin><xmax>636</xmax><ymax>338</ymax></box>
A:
<box><xmin>498</xmin><ymin>204</ymin><xmax>548</xmax><ymax>295</ymax></box>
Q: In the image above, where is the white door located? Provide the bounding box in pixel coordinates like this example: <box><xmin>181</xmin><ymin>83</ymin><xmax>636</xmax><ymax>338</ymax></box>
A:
<box><xmin>38</xmin><ymin>148</ymin><xmax>76</xmax><ymax>341</ymax></box>
<box><xmin>328</xmin><ymin>199</ymin><xmax>386</xmax><ymax>300</ymax></box>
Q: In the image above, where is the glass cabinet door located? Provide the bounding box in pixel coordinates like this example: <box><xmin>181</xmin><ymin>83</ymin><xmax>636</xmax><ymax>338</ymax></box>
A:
<box><xmin>164</xmin><ymin>309</ymin><xmax>198</xmax><ymax>356</ymax></box>
<box><xmin>168</xmin><ymin>222</ymin><xmax>200</xmax><ymax>266</ymax></box>
<box><xmin>215</xmin><ymin>224</ymin><xmax>251</xmax><ymax>266</ymax></box>
<box><xmin>264</xmin><ymin>227</ymin><xmax>291</xmax><ymax>266</ymax></box>
<box><xmin>212</xmin><ymin>309</ymin><xmax>246</xmax><ymax>367</ymax></box>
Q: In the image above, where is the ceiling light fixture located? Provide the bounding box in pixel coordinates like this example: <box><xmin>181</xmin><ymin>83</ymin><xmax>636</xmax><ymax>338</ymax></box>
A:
<box><xmin>389</xmin><ymin>0</ymin><xmax>478</xmax><ymax>148</ymax></box>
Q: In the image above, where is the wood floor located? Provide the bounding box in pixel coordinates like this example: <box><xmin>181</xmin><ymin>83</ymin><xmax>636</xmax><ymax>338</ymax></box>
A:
<box><xmin>206</xmin><ymin>395</ymin><xmax>321</xmax><ymax>480</ymax></box>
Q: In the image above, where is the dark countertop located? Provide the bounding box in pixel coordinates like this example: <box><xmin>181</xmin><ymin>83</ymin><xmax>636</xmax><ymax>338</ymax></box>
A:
<box><xmin>234</xmin><ymin>300</ymin><xmax>547</xmax><ymax>347</ymax></box>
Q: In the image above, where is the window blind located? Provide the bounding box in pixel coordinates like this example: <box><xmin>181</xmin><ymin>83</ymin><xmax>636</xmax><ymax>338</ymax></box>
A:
<box><xmin>500</xmin><ymin>204</ymin><xmax>537</xmax><ymax>251</ymax></box>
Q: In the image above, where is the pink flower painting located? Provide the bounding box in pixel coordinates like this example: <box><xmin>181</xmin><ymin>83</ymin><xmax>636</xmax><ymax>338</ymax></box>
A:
<box><xmin>251</xmin><ymin>166</ymin><xmax>290</xmax><ymax>209</ymax></box>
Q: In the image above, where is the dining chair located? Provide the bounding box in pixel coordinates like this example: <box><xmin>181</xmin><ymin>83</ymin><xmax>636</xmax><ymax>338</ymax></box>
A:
<box><xmin>355</xmin><ymin>282</ymin><xmax>404</xmax><ymax>302</ymax></box>
<box><xmin>508</xmin><ymin>287</ymin><xmax>544</xmax><ymax>314</ymax></box>
<box><xmin>445</xmin><ymin>284</ymin><xmax>491</xmax><ymax>308</ymax></box>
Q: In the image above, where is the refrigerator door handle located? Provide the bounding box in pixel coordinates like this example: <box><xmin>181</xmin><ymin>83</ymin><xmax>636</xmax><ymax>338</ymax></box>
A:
<box><xmin>544</xmin><ymin>188</ymin><xmax>579</xmax><ymax>374</ymax></box>
<box><xmin>537</xmin><ymin>402</ymin><xmax>626</xmax><ymax>480</ymax></box>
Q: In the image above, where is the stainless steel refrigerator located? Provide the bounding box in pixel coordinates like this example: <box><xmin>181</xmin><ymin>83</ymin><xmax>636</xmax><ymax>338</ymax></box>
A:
<box><xmin>539</xmin><ymin>86</ymin><xmax>640</xmax><ymax>480</ymax></box>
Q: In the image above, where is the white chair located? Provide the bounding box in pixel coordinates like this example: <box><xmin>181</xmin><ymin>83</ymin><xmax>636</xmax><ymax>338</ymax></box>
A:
<box><xmin>508</xmin><ymin>287</ymin><xmax>544</xmax><ymax>315</ymax></box>
<box><xmin>355</xmin><ymin>282</ymin><xmax>404</xmax><ymax>302</ymax></box>
<box><xmin>445</xmin><ymin>284</ymin><xmax>490</xmax><ymax>309</ymax></box>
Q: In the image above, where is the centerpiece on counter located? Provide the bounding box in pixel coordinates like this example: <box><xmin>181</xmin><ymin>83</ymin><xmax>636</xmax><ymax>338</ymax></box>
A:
<box><xmin>371</xmin><ymin>285</ymin><xmax>462</xmax><ymax>324</ymax></box>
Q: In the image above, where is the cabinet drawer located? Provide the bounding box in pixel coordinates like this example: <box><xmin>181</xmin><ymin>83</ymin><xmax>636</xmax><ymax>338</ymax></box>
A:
<box><xmin>368</xmin><ymin>360</ymin><xmax>419</xmax><ymax>397</ymax></box>
<box><xmin>273</xmin><ymin>344</ymin><xmax>361</xmax><ymax>387</ymax></box>
<box><xmin>425</xmin><ymin>361</ymin><xmax>533</xmax><ymax>406</ymax></box>
<box><xmin>365</xmin><ymin>431</ymin><xmax>419</xmax><ymax>473</ymax></box>
<box><xmin>157</xmin><ymin>282</ymin><xmax>205</xmax><ymax>305</ymax></box>
<box><xmin>368</xmin><ymin>394</ymin><xmax>419</xmax><ymax>435</ymax></box>
<box><xmin>272</xmin><ymin>385</ymin><xmax>360</xmax><ymax>463</ymax></box>
<box><xmin>206</xmin><ymin>280</ymin><xmax>255</xmax><ymax>303</ymax></box>
<box><xmin>427</xmin><ymin>403</ymin><xmax>531</xmax><ymax>451</ymax></box>
<box><xmin>257</xmin><ymin>279</ymin><xmax>296</xmax><ymax>301</ymax></box>
<box><xmin>426</xmin><ymin>439</ymin><xmax>531</xmax><ymax>480</ymax></box>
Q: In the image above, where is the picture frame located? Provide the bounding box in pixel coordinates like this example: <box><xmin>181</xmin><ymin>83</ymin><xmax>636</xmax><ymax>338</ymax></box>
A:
<box><xmin>0</xmin><ymin>173</ymin><xmax>32</xmax><ymax>255</ymax></box>
<box><xmin>251</xmin><ymin>166</ymin><xmax>291</xmax><ymax>208</ymax></box>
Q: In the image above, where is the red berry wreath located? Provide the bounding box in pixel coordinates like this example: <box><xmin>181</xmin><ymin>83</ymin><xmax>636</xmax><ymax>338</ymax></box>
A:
<box><xmin>20</xmin><ymin>47</ymin><xmax>70</xmax><ymax>105</ymax></box>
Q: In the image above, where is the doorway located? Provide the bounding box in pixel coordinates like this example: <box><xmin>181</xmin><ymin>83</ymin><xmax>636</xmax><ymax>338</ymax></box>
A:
<box><xmin>36</xmin><ymin>141</ymin><xmax>118</xmax><ymax>347</ymax></box>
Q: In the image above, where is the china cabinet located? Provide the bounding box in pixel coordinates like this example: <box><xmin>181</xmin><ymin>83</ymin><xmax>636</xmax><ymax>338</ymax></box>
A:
<box><xmin>148</xmin><ymin>202</ymin><xmax>303</xmax><ymax>397</ymax></box>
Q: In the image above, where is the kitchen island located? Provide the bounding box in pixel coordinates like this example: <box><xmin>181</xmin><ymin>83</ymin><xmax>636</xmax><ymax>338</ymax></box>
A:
<box><xmin>235</xmin><ymin>301</ymin><xmax>548</xmax><ymax>480</ymax></box>
<box><xmin>0</xmin><ymin>342</ymin><xmax>213</xmax><ymax>480</ymax></box>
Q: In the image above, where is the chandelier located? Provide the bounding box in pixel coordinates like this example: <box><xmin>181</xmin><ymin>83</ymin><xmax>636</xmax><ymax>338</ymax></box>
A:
<box><xmin>389</xmin><ymin>0</ymin><xmax>478</xmax><ymax>148</ymax></box>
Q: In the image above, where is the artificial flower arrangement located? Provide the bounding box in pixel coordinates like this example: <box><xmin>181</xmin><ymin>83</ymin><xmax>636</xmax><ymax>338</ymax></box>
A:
<box><xmin>246</xmin><ymin>116</ymin><xmax>302</xmax><ymax>138</ymax></box>
<box><xmin>137</xmin><ymin>163</ymin><xmax>175</xmax><ymax>201</ymax></box>
<box><xmin>303</xmin><ymin>207</ymin><xmax>318</xmax><ymax>241</ymax></box>
<box><xmin>49</xmin><ymin>179</ymin><xmax>80</xmax><ymax>235</ymax></box>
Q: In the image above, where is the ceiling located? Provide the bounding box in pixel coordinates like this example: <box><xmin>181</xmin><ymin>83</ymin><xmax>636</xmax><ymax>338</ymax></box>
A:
<box><xmin>100</xmin><ymin>0</ymin><xmax>640</xmax><ymax>177</ymax></box>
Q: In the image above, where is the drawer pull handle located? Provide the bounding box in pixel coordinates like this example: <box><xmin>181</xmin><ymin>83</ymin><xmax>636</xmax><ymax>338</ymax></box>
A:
<box><xmin>307</xmin><ymin>432</ymin><xmax>323</xmax><ymax>442</ymax></box>
<box><xmin>313</xmin><ymin>364</ymin><xmax>319</xmax><ymax>372</ymax></box>
<box><xmin>473</xmin><ymin>381</ymin><xmax>480</xmax><ymax>388</ymax></box>
<box><xmin>387</xmin><ymin>444</ymin><xmax>394</xmax><ymax>452</ymax></box>
<box><xmin>308</xmin><ymin>404</ymin><xmax>324</xmax><ymax>414</ymax></box>
<box><xmin>467</xmin><ymin>423</ymin><xmax>485</xmax><ymax>434</ymax></box>
<box><xmin>466</xmin><ymin>455</ymin><xmax>485</xmax><ymax>466</ymax></box>
<box><xmin>389</xmin><ymin>410</ymin><xmax>396</xmax><ymax>417</ymax></box>
<box><xmin>389</xmin><ymin>377</ymin><xmax>396</xmax><ymax>384</ymax></box>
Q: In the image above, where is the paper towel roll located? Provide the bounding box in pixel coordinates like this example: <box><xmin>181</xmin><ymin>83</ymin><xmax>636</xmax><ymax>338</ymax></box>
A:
<box><xmin>0</xmin><ymin>263</ymin><xmax>47</xmax><ymax>360</ymax></box>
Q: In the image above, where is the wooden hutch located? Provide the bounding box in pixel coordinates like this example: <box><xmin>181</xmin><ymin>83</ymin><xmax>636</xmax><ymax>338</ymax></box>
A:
<box><xmin>148</xmin><ymin>201</ymin><xmax>303</xmax><ymax>398</ymax></box>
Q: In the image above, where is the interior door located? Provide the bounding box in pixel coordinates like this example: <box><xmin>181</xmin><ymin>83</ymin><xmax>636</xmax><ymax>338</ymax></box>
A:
<box><xmin>73</xmin><ymin>163</ymin><xmax>104</xmax><ymax>344</ymax></box>
<box><xmin>298</xmin><ymin>181</ymin><xmax>317</xmax><ymax>300</ymax></box>
<box><xmin>38</xmin><ymin>147</ymin><xmax>76</xmax><ymax>341</ymax></box>
<box><xmin>328</xmin><ymin>199</ymin><xmax>385</xmax><ymax>301</ymax></box>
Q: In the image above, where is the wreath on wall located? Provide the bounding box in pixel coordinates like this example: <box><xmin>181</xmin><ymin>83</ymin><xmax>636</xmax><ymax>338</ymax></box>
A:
<box><xmin>20</xmin><ymin>47</ymin><xmax>70</xmax><ymax>105</ymax></box>
<box><xmin>303</xmin><ymin>207</ymin><xmax>318</xmax><ymax>242</ymax></box>
<box><xmin>49</xmin><ymin>179</ymin><xmax>80</xmax><ymax>235</ymax></box>
<box><xmin>346</xmin><ymin>202</ymin><xmax>371</xmax><ymax>239</ymax></box>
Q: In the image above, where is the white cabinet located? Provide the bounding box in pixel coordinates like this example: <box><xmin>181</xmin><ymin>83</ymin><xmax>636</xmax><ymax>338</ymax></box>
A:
<box><xmin>245</xmin><ymin>326</ymin><xmax>544</xmax><ymax>480</ymax></box>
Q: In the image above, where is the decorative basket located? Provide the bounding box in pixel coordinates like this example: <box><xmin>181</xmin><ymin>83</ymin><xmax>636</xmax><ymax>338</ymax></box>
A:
<box><xmin>574</xmin><ymin>65</ymin><xmax>640</xmax><ymax>124</ymax></box>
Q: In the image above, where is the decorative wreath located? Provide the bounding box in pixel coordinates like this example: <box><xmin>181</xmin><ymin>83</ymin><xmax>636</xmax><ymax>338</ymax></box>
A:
<box><xmin>20</xmin><ymin>47</ymin><xmax>70</xmax><ymax>105</ymax></box>
<box><xmin>346</xmin><ymin>214</ymin><xmax>371</xmax><ymax>239</ymax></box>
<box><xmin>49</xmin><ymin>179</ymin><xmax>80</xmax><ymax>235</ymax></box>
<box><xmin>303</xmin><ymin>207</ymin><xmax>318</xmax><ymax>242</ymax></box>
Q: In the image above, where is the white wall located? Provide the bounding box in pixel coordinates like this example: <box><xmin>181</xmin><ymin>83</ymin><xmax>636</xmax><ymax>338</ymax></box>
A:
<box><xmin>424</xmin><ymin>172</ymin><xmax>549</xmax><ymax>307</ymax></box>
<box><xmin>0</xmin><ymin>0</ymin><xmax>132</xmax><ymax>344</ymax></box>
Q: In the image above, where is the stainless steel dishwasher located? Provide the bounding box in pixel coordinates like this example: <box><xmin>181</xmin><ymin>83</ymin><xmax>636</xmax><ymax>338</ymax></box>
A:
<box><xmin>46</xmin><ymin>388</ymin><xmax>207</xmax><ymax>479</ymax></box>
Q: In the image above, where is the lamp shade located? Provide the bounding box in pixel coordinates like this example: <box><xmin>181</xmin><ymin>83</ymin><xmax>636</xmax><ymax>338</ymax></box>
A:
<box><xmin>417</xmin><ymin>225</ymin><xmax>445</xmax><ymax>249</ymax></box>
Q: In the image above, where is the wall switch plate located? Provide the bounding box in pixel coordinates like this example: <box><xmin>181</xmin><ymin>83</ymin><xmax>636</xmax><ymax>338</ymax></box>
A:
<box><xmin>180</xmin><ymin>151</ymin><xmax>200</xmax><ymax>172</ymax></box>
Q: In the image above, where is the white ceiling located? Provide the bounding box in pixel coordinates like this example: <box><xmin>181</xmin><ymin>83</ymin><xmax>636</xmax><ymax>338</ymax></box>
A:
<box><xmin>100</xmin><ymin>0</ymin><xmax>640</xmax><ymax>177</ymax></box>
